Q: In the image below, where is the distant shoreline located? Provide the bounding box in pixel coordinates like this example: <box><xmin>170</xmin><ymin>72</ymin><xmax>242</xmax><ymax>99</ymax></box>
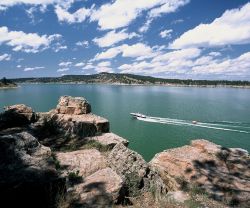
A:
<box><xmin>17</xmin><ymin>82</ymin><xmax>250</xmax><ymax>89</ymax></box>
<box><xmin>0</xmin><ymin>85</ymin><xmax>18</xmax><ymax>90</ymax></box>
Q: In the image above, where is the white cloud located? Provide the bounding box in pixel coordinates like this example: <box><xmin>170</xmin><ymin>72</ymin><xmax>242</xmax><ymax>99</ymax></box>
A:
<box><xmin>93</xmin><ymin>29</ymin><xmax>139</xmax><ymax>47</ymax></box>
<box><xmin>122</xmin><ymin>43</ymin><xmax>153</xmax><ymax>58</ymax></box>
<box><xmin>94</xmin><ymin>43</ymin><xmax>155</xmax><ymax>60</ymax></box>
<box><xmin>0</xmin><ymin>53</ymin><xmax>11</xmax><ymax>61</ymax></box>
<box><xmin>94</xmin><ymin>47</ymin><xmax>121</xmax><ymax>60</ymax></box>
<box><xmin>0</xmin><ymin>0</ymin><xmax>56</xmax><ymax>8</ymax></box>
<box><xmin>59</xmin><ymin>61</ymin><xmax>72</xmax><ymax>67</ymax></box>
<box><xmin>191</xmin><ymin>52</ymin><xmax>250</xmax><ymax>77</ymax></box>
<box><xmin>75</xmin><ymin>62</ymin><xmax>85</xmax><ymax>67</ymax></box>
<box><xmin>57</xmin><ymin>68</ymin><xmax>69</xmax><ymax>72</ymax></box>
<box><xmin>24</xmin><ymin>66</ymin><xmax>45</xmax><ymax>71</ymax></box>
<box><xmin>82</xmin><ymin>64</ymin><xmax>95</xmax><ymax>70</ymax></box>
<box><xmin>0</xmin><ymin>26</ymin><xmax>61</xmax><ymax>53</ymax></box>
<box><xmin>17</xmin><ymin>65</ymin><xmax>22</xmax><ymax>68</ymax></box>
<box><xmin>170</xmin><ymin>3</ymin><xmax>250</xmax><ymax>49</ymax></box>
<box><xmin>209</xmin><ymin>52</ymin><xmax>221</xmax><ymax>57</ymax></box>
<box><xmin>76</xmin><ymin>40</ymin><xmax>89</xmax><ymax>47</ymax></box>
<box><xmin>53</xmin><ymin>43</ymin><xmax>67</xmax><ymax>52</ymax></box>
<box><xmin>160</xmin><ymin>29</ymin><xmax>173</xmax><ymax>38</ymax></box>
<box><xmin>138</xmin><ymin>0</ymin><xmax>189</xmax><ymax>33</ymax></box>
<box><xmin>91</xmin><ymin>0</ymin><xmax>190</xmax><ymax>30</ymax></box>
<box><xmin>138</xmin><ymin>19</ymin><xmax>152</xmax><ymax>33</ymax></box>
<box><xmin>55</xmin><ymin>6</ymin><xmax>91</xmax><ymax>24</ymax></box>
<box><xmin>97</xmin><ymin>61</ymin><xmax>111</xmax><ymax>67</ymax></box>
<box><xmin>149</xmin><ymin>0</ymin><xmax>189</xmax><ymax>18</ymax></box>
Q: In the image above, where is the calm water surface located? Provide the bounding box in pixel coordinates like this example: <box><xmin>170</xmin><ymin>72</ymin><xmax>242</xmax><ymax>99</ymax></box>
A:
<box><xmin>1</xmin><ymin>84</ymin><xmax>250</xmax><ymax>161</ymax></box>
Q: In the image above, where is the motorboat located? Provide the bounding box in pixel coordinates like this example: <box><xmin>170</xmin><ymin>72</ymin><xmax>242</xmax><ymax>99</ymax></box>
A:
<box><xmin>192</xmin><ymin>120</ymin><xmax>198</xmax><ymax>124</ymax></box>
<box><xmin>130</xmin><ymin>112</ymin><xmax>147</xmax><ymax>118</ymax></box>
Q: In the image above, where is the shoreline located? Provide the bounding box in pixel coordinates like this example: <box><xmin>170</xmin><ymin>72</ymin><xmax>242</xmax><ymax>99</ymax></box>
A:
<box><xmin>17</xmin><ymin>82</ymin><xmax>250</xmax><ymax>89</ymax></box>
<box><xmin>0</xmin><ymin>85</ymin><xmax>18</xmax><ymax>90</ymax></box>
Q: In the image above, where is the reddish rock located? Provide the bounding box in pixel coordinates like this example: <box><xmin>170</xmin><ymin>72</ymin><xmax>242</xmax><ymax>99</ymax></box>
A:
<box><xmin>56</xmin><ymin>96</ymin><xmax>91</xmax><ymax>115</ymax></box>
<box><xmin>86</xmin><ymin>133</ymin><xmax>129</xmax><ymax>148</ymax></box>
<box><xmin>56</xmin><ymin>149</ymin><xmax>108</xmax><ymax>178</ymax></box>
<box><xmin>75</xmin><ymin>168</ymin><xmax>123</xmax><ymax>206</ymax></box>
<box><xmin>150</xmin><ymin>139</ymin><xmax>250</xmax><ymax>206</ymax></box>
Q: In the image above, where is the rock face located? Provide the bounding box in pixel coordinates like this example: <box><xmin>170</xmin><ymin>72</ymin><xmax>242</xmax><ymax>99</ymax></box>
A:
<box><xmin>33</xmin><ymin>96</ymin><xmax>109</xmax><ymax>141</ymax></box>
<box><xmin>0</xmin><ymin>131</ymin><xmax>65</xmax><ymax>208</ymax></box>
<box><xmin>86</xmin><ymin>132</ymin><xmax>129</xmax><ymax>148</ymax></box>
<box><xmin>0</xmin><ymin>104</ymin><xmax>36</xmax><ymax>130</ymax></box>
<box><xmin>56</xmin><ymin>96</ymin><xmax>91</xmax><ymax>115</ymax></box>
<box><xmin>74</xmin><ymin>168</ymin><xmax>123</xmax><ymax>207</ymax></box>
<box><xmin>56</xmin><ymin>149</ymin><xmax>108</xmax><ymax>178</ymax></box>
<box><xmin>150</xmin><ymin>139</ymin><xmax>250</xmax><ymax>207</ymax></box>
<box><xmin>108</xmin><ymin>143</ymin><xmax>167</xmax><ymax>200</ymax></box>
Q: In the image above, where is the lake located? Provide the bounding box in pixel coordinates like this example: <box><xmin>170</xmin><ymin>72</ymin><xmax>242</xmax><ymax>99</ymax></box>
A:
<box><xmin>1</xmin><ymin>84</ymin><xmax>250</xmax><ymax>161</ymax></box>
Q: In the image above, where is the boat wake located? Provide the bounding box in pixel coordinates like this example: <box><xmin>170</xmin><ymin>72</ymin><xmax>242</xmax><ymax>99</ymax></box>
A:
<box><xmin>136</xmin><ymin>116</ymin><xmax>250</xmax><ymax>134</ymax></box>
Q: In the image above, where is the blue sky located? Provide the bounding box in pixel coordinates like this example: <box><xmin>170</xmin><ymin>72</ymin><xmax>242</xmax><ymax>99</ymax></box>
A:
<box><xmin>0</xmin><ymin>0</ymin><xmax>250</xmax><ymax>80</ymax></box>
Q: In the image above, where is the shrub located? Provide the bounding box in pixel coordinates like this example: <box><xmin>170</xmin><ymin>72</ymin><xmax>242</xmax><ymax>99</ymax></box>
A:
<box><xmin>68</xmin><ymin>170</ymin><xmax>83</xmax><ymax>186</ymax></box>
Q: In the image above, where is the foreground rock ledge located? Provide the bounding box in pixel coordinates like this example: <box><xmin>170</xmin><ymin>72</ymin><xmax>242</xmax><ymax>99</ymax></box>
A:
<box><xmin>150</xmin><ymin>139</ymin><xmax>250</xmax><ymax>207</ymax></box>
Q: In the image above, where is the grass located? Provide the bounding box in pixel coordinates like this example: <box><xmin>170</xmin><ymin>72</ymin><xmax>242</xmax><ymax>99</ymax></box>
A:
<box><xmin>81</xmin><ymin>140</ymin><xmax>111</xmax><ymax>152</ymax></box>
<box><xmin>67</xmin><ymin>170</ymin><xmax>83</xmax><ymax>186</ymax></box>
<box><xmin>50</xmin><ymin>152</ymin><xmax>61</xmax><ymax>170</ymax></box>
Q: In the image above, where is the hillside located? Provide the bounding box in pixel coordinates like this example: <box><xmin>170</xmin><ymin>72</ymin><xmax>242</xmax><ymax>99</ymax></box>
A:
<box><xmin>0</xmin><ymin>77</ymin><xmax>17</xmax><ymax>88</ymax></box>
<box><xmin>11</xmin><ymin>72</ymin><xmax>250</xmax><ymax>87</ymax></box>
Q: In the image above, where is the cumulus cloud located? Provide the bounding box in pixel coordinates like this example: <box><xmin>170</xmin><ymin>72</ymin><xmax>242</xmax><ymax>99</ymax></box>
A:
<box><xmin>0</xmin><ymin>53</ymin><xmax>11</xmax><ymax>61</ymax></box>
<box><xmin>93</xmin><ymin>29</ymin><xmax>139</xmax><ymax>47</ymax></box>
<box><xmin>91</xmin><ymin>0</ymin><xmax>190</xmax><ymax>30</ymax></box>
<box><xmin>55</xmin><ymin>6</ymin><xmax>91</xmax><ymax>24</ymax></box>
<box><xmin>24</xmin><ymin>66</ymin><xmax>45</xmax><ymax>71</ymax></box>
<box><xmin>58</xmin><ymin>61</ymin><xmax>72</xmax><ymax>67</ymax></box>
<box><xmin>97</xmin><ymin>61</ymin><xmax>111</xmax><ymax>67</ymax></box>
<box><xmin>94</xmin><ymin>43</ymin><xmax>155</xmax><ymax>60</ymax></box>
<box><xmin>160</xmin><ymin>29</ymin><xmax>173</xmax><ymax>38</ymax></box>
<box><xmin>170</xmin><ymin>3</ymin><xmax>250</xmax><ymax>49</ymax></box>
<box><xmin>0</xmin><ymin>26</ymin><xmax>61</xmax><ymax>53</ymax></box>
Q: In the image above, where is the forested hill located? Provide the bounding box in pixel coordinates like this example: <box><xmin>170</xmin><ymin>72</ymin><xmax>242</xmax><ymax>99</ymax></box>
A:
<box><xmin>0</xmin><ymin>77</ymin><xmax>17</xmax><ymax>88</ymax></box>
<box><xmin>11</xmin><ymin>72</ymin><xmax>250</xmax><ymax>87</ymax></box>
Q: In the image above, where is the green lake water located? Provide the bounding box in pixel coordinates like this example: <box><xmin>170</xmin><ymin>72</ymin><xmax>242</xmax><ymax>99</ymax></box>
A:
<box><xmin>1</xmin><ymin>84</ymin><xmax>250</xmax><ymax>161</ymax></box>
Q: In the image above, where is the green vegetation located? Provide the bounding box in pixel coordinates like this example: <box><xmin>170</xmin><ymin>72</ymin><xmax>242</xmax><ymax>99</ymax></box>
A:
<box><xmin>81</xmin><ymin>140</ymin><xmax>111</xmax><ymax>152</ymax></box>
<box><xmin>10</xmin><ymin>72</ymin><xmax>250</xmax><ymax>87</ymax></box>
<box><xmin>0</xmin><ymin>77</ymin><xmax>17</xmax><ymax>88</ymax></box>
<box><xmin>67</xmin><ymin>170</ymin><xmax>83</xmax><ymax>185</ymax></box>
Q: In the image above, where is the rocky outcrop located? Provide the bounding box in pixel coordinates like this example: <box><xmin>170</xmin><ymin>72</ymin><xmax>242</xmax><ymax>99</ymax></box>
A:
<box><xmin>2</xmin><ymin>96</ymin><xmax>248</xmax><ymax>207</ymax></box>
<box><xmin>56</xmin><ymin>149</ymin><xmax>108</xmax><ymax>178</ymax></box>
<box><xmin>108</xmin><ymin>143</ymin><xmax>167</xmax><ymax>200</ymax></box>
<box><xmin>86</xmin><ymin>132</ymin><xmax>129</xmax><ymax>148</ymax></box>
<box><xmin>150</xmin><ymin>139</ymin><xmax>250</xmax><ymax>207</ymax></box>
<box><xmin>0</xmin><ymin>131</ymin><xmax>65</xmax><ymax>208</ymax></box>
<box><xmin>0</xmin><ymin>104</ymin><xmax>37</xmax><ymax>130</ymax></box>
<box><xmin>74</xmin><ymin>168</ymin><xmax>123</xmax><ymax>207</ymax></box>
<box><xmin>55</xmin><ymin>96</ymin><xmax>91</xmax><ymax>115</ymax></box>
<box><xmin>33</xmin><ymin>97</ymin><xmax>109</xmax><ymax>141</ymax></box>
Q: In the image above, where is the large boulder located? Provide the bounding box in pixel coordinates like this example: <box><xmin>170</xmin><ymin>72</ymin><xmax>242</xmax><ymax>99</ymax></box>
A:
<box><xmin>108</xmin><ymin>143</ymin><xmax>167</xmax><ymax>200</ymax></box>
<box><xmin>56</xmin><ymin>149</ymin><xmax>108</xmax><ymax>178</ymax></box>
<box><xmin>0</xmin><ymin>131</ymin><xmax>65</xmax><ymax>208</ymax></box>
<box><xmin>150</xmin><ymin>139</ymin><xmax>250</xmax><ymax>207</ymax></box>
<box><xmin>56</xmin><ymin>96</ymin><xmax>91</xmax><ymax>115</ymax></box>
<box><xmin>0</xmin><ymin>104</ymin><xmax>37</xmax><ymax>130</ymax></box>
<box><xmin>86</xmin><ymin>133</ymin><xmax>129</xmax><ymax>149</ymax></box>
<box><xmin>74</xmin><ymin>168</ymin><xmax>123</xmax><ymax>207</ymax></box>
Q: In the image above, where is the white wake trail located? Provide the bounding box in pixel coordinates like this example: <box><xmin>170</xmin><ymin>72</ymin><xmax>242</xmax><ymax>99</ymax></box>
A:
<box><xmin>136</xmin><ymin>117</ymin><xmax>250</xmax><ymax>134</ymax></box>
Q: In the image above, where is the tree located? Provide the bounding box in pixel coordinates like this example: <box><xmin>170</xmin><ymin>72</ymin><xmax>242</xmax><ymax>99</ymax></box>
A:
<box><xmin>2</xmin><ymin>77</ymin><xmax>7</xmax><ymax>85</ymax></box>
